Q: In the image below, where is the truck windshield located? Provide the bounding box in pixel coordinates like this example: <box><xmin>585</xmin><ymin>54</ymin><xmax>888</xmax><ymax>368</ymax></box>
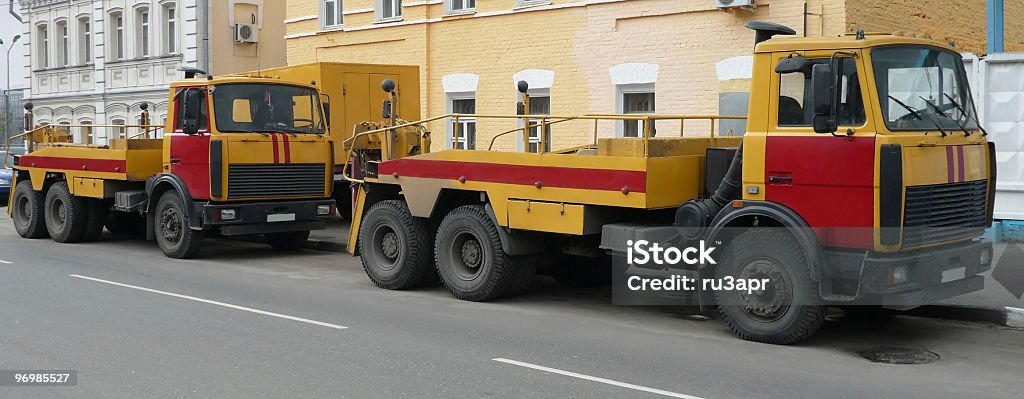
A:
<box><xmin>212</xmin><ymin>83</ymin><xmax>325</xmax><ymax>134</ymax></box>
<box><xmin>871</xmin><ymin>46</ymin><xmax>979</xmax><ymax>132</ymax></box>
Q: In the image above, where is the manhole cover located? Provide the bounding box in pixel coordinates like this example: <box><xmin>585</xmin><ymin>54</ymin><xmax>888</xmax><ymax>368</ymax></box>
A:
<box><xmin>859</xmin><ymin>347</ymin><xmax>940</xmax><ymax>365</ymax></box>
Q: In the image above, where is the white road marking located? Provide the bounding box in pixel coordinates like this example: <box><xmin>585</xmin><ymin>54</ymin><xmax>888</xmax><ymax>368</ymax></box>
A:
<box><xmin>69</xmin><ymin>274</ymin><xmax>347</xmax><ymax>330</ymax></box>
<box><xmin>0</xmin><ymin>260</ymin><xmax>12</xmax><ymax>264</ymax></box>
<box><xmin>493</xmin><ymin>358</ymin><xmax>704</xmax><ymax>399</ymax></box>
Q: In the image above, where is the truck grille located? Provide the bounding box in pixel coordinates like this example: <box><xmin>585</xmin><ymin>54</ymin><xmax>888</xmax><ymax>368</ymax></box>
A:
<box><xmin>902</xmin><ymin>180</ymin><xmax>988</xmax><ymax>247</ymax></box>
<box><xmin>227</xmin><ymin>164</ymin><xmax>325</xmax><ymax>200</ymax></box>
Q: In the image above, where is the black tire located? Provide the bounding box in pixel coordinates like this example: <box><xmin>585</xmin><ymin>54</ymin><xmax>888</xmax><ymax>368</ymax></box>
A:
<box><xmin>435</xmin><ymin>205</ymin><xmax>535</xmax><ymax>301</ymax></box>
<box><xmin>81</xmin><ymin>199</ymin><xmax>109</xmax><ymax>242</ymax></box>
<box><xmin>11</xmin><ymin>180</ymin><xmax>48</xmax><ymax>238</ymax></box>
<box><xmin>105</xmin><ymin>211</ymin><xmax>146</xmax><ymax>235</ymax></box>
<box><xmin>154</xmin><ymin>191</ymin><xmax>204</xmax><ymax>259</ymax></box>
<box><xmin>265</xmin><ymin>230</ymin><xmax>310</xmax><ymax>251</ymax></box>
<box><xmin>334</xmin><ymin>187</ymin><xmax>352</xmax><ymax>220</ymax></box>
<box><xmin>358</xmin><ymin>200</ymin><xmax>435</xmax><ymax>289</ymax></box>
<box><xmin>44</xmin><ymin>181</ymin><xmax>87</xmax><ymax>243</ymax></box>
<box><xmin>714</xmin><ymin>228</ymin><xmax>826</xmax><ymax>345</ymax></box>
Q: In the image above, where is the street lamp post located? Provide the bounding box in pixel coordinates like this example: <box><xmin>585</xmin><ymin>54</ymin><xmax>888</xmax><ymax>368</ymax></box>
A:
<box><xmin>4</xmin><ymin>34</ymin><xmax>21</xmax><ymax>144</ymax></box>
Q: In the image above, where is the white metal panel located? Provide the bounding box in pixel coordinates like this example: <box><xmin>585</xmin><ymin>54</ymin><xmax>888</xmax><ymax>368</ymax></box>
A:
<box><xmin>978</xmin><ymin>53</ymin><xmax>1024</xmax><ymax>219</ymax></box>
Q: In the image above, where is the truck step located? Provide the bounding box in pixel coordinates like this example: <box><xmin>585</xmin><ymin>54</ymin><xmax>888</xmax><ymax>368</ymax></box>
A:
<box><xmin>114</xmin><ymin>190</ymin><xmax>147</xmax><ymax>212</ymax></box>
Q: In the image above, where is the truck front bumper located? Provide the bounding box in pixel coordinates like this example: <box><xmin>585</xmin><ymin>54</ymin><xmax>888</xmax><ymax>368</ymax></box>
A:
<box><xmin>852</xmin><ymin>238</ymin><xmax>993</xmax><ymax>310</ymax></box>
<box><xmin>200</xmin><ymin>199</ymin><xmax>336</xmax><ymax>236</ymax></box>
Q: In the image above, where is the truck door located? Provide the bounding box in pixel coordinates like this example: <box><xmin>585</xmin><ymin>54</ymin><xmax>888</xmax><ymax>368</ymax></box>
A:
<box><xmin>168</xmin><ymin>87</ymin><xmax>212</xmax><ymax>200</ymax></box>
<box><xmin>763</xmin><ymin>51</ymin><xmax>877</xmax><ymax>249</ymax></box>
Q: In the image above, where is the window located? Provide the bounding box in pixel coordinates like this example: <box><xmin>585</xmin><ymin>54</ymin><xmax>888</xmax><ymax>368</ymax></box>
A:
<box><xmin>777</xmin><ymin>57</ymin><xmax>864</xmax><ymax>127</ymax></box>
<box><xmin>57</xmin><ymin>21</ymin><xmax>68</xmax><ymax>67</ymax></box>
<box><xmin>447</xmin><ymin>0</ymin><xmax>475</xmax><ymax>13</ymax></box>
<box><xmin>175</xmin><ymin>88</ymin><xmax>210</xmax><ymax>132</ymax></box>
<box><xmin>378</xmin><ymin>0</ymin><xmax>402</xmax><ymax>21</ymax></box>
<box><xmin>110</xmin><ymin>12</ymin><xmax>125</xmax><ymax>60</ymax></box>
<box><xmin>37</xmin><ymin>24</ymin><xmax>49</xmax><ymax>68</ymax></box>
<box><xmin>212</xmin><ymin>84</ymin><xmax>325</xmax><ymax>134</ymax></box>
<box><xmin>322</xmin><ymin>0</ymin><xmax>343</xmax><ymax>28</ymax></box>
<box><xmin>450</xmin><ymin>98</ymin><xmax>476</xmax><ymax>149</ymax></box>
<box><xmin>526</xmin><ymin>95</ymin><xmax>551</xmax><ymax>153</ymax></box>
<box><xmin>112</xmin><ymin>118</ymin><xmax>126</xmax><ymax>139</ymax></box>
<box><xmin>137</xmin><ymin>9</ymin><xmax>150</xmax><ymax>57</ymax></box>
<box><xmin>622</xmin><ymin>91</ymin><xmax>655</xmax><ymax>137</ymax></box>
<box><xmin>872</xmin><ymin>46</ymin><xmax>977</xmax><ymax>132</ymax></box>
<box><xmin>79</xmin><ymin>18</ymin><xmax>91</xmax><ymax>64</ymax></box>
<box><xmin>164</xmin><ymin>4</ymin><xmax>177</xmax><ymax>54</ymax></box>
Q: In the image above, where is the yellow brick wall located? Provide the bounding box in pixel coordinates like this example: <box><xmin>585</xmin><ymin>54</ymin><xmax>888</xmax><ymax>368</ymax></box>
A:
<box><xmin>286</xmin><ymin>0</ymin><xmax>852</xmax><ymax>152</ymax></box>
<box><xmin>846</xmin><ymin>0</ymin><xmax>1024</xmax><ymax>54</ymax></box>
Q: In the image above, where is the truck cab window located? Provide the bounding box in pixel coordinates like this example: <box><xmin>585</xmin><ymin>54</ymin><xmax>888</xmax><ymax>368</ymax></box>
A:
<box><xmin>778</xmin><ymin>57</ymin><xmax>865</xmax><ymax>127</ymax></box>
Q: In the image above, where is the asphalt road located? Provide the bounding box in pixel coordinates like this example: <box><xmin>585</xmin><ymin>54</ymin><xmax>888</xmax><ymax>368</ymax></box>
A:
<box><xmin>0</xmin><ymin>212</ymin><xmax>1022</xmax><ymax>398</ymax></box>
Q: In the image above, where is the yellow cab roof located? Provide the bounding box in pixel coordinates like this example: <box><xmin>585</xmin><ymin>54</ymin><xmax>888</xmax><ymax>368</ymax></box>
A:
<box><xmin>754</xmin><ymin>33</ymin><xmax>959</xmax><ymax>54</ymax></box>
<box><xmin>168</xmin><ymin>76</ymin><xmax>318</xmax><ymax>90</ymax></box>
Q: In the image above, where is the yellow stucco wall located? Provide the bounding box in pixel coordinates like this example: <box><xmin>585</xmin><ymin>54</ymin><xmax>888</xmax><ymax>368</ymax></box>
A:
<box><xmin>845</xmin><ymin>0</ymin><xmax>1024</xmax><ymax>55</ymax></box>
<box><xmin>284</xmin><ymin>0</ymin><xmax>853</xmax><ymax>151</ymax></box>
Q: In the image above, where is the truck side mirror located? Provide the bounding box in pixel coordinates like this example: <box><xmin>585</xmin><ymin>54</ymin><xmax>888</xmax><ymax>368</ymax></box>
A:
<box><xmin>811</xmin><ymin>63</ymin><xmax>837</xmax><ymax>134</ymax></box>
<box><xmin>181</xmin><ymin>89</ymin><xmax>204</xmax><ymax>135</ymax></box>
<box><xmin>322</xmin><ymin>102</ymin><xmax>331</xmax><ymax>128</ymax></box>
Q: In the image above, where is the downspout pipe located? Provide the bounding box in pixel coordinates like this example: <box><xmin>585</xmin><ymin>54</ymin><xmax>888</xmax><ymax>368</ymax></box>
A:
<box><xmin>988</xmin><ymin>0</ymin><xmax>1004</xmax><ymax>54</ymax></box>
<box><xmin>198</xmin><ymin>0</ymin><xmax>210</xmax><ymax>73</ymax></box>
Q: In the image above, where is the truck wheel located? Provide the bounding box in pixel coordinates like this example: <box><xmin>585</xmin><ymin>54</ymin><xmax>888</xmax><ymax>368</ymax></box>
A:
<box><xmin>11</xmin><ymin>180</ymin><xmax>48</xmax><ymax>239</ymax></box>
<box><xmin>714</xmin><ymin>228</ymin><xmax>826</xmax><ymax>345</ymax></box>
<box><xmin>265</xmin><ymin>230</ymin><xmax>310</xmax><ymax>251</ymax></box>
<box><xmin>358</xmin><ymin>200</ymin><xmax>435</xmax><ymax>289</ymax></box>
<box><xmin>44</xmin><ymin>181</ymin><xmax>87</xmax><ymax>243</ymax></box>
<box><xmin>82</xmin><ymin>199</ymin><xmax>109</xmax><ymax>242</ymax></box>
<box><xmin>435</xmin><ymin>205</ymin><xmax>532</xmax><ymax>301</ymax></box>
<box><xmin>155</xmin><ymin>191</ymin><xmax>204</xmax><ymax>259</ymax></box>
<box><xmin>105</xmin><ymin>211</ymin><xmax>146</xmax><ymax>235</ymax></box>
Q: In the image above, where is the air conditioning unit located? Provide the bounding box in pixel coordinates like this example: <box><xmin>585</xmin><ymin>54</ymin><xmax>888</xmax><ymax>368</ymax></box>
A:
<box><xmin>234</xmin><ymin>23</ymin><xmax>258</xmax><ymax>43</ymax></box>
<box><xmin>716</xmin><ymin>0</ymin><xmax>756</xmax><ymax>10</ymax></box>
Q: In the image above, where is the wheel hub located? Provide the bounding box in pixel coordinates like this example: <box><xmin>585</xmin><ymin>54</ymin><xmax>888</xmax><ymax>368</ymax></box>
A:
<box><xmin>381</xmin><ymin>231</ymin><xmax>399</xmax><ymax>260</ymax></box>
<box><xmin>738</xmin><ymin>258</ymin><xmax>791</xmax><ymax>321</ymax></box>
<box><xmin>17</xmin><ymin>197</ymin><xmax>30</xmax><ymax>220</ymax></box>
<box><xmin>160</xmin><ymin>208</ymin><xmax>182</xmax><ymax>243</ymax></box>
<box><xmin>460</xmin><ymin>239</ymin><xmax>482</xmax><ymax>268</ymax></box>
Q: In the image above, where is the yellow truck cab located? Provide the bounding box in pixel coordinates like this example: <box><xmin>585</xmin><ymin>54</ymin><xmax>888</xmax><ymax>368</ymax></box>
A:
<box><xmin>7</xmin><ymin>69</ymin><xmax>335</xmax><ymax>258</ymax></box>
<box><xmin>341</xmin><ymin>22</ymin><xmax>996</xmax><ymax>344</ymax></box>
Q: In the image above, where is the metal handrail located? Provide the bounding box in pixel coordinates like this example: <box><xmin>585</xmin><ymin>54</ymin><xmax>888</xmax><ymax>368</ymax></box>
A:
<box><xmin>339</xmin><ymin>113</ymin><xmax>749</xmax><ymax>184</ymax></box>
<box><xmin>3</xmin><ymin>123</ymin><xmax>166</xmax><ymax>168</ymax></box>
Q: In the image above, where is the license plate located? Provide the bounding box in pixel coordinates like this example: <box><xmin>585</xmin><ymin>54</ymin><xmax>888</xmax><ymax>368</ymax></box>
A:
<box><xmin>267</xmin><ymin>213</ymin><xmax>296</xmax><ymax>223</ymax></box>
<box><xmin>941</xmin><ymin>266</ymin><xmax>966</xmax><ymax>283</ymax></box>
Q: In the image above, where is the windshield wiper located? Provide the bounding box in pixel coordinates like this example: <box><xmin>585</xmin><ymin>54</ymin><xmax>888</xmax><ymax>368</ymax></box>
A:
<box><xmin>888</xmin><ymin>95</ymin><xmax>947</xmax><ymax>137</ymax></box>
<box><xmin>943</xmin><ymin>93</ymin><xmax>988</xmax><ymax>136</ymax></box>
<box><xmin>920</xmin><ymin>96</ymin><xmax>970</xmax><ymax>137</ymax></box>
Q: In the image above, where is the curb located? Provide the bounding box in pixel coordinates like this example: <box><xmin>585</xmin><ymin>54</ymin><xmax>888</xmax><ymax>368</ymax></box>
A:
<box><xmin>231</xmin><ymin>236</ymin><xmax>348</xmax><ymax>253</ymax></box>
<box><xmin>906</xmin><ymin>304</ymin><xmax>1024</xmax><ymax>328</ymax></box>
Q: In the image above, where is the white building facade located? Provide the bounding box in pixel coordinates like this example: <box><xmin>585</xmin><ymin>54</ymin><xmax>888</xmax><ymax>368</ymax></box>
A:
<box><xmin>20</xmin><ymin>0</ymin><xmax>200</xmax><ymax>143</ymax></box>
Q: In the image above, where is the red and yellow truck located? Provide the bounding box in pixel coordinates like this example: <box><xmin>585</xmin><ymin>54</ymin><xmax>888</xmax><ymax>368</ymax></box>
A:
<box><xmin>342</xmin><ymin>23</ymin><xmax>996</xmax><ymax>344</ymax></box>
<box><xmin>6</xmin><ymin>69</ymin><xmax>336</xmax><ymax>258</ymax></box>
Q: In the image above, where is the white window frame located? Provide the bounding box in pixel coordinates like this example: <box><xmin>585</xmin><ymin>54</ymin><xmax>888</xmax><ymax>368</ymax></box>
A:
<box><xmin>37</xmin><ymin>24</ymin><xmax>49</xmax><ymax>69</ymax></box>
<box><xmin>110</xmin><ymin>12</ymin><xmax>125</xmax><ymax>60</ymax></box>
<box><xmin>377</xmin><ymin>0</ymin><xmax>402</xmax><ymax>22</ymax></box>
<box><xmin>519</xmin><ymin>89</ymin><xmax>551</xmax><ymax>153</ymax></box>
<box><xmin>446</xmin><ymin>93</ymin><xmax>476</xmax><ymax>150</ymax></box>
<box><xmin>515</xmin><ymin>0</ymin><xmax>551</xmax><ymax>8</ymax></box>
<box><xmin>111</xmin><ymin>118</ymin><xmax>126</xmax><ymax>140</ymax></box>
<box><xmin>321</xmin><ymin>0</ymin><xmax>344</xmax><ymax>29</ymax></box>
<box><xmin>57</xmin><ymin>21</ymin><xmax>68</xmax><ymax>67</ymax></box>
<box><xmin>616</xmin><ymin>83</ymin><xmax>656</xmax><ymax>138</ymax></box>
<box><xmin>446</xmin><ymin>0</ymin><xmax>476</xmax><ymax>15</ymax></box>
<box><xmin>79</xmin><ymin>17</ymin><xmax>91</xmax><ymax>65</ymax></box>
<box><xmin>163</xmin><ymin>3</ymin><xmax>177</xmax><ymax>54</ymax></box>
<box><xmin>137</xmin><ymin>8</ymin><xmax>151</xmax><ymax>57</ymax></box>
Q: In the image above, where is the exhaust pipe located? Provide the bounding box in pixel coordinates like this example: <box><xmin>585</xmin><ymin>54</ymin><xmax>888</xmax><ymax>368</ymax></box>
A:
<box><xmin>675</xmin><ymin>143</ymin><xmax>743</xmax><ymax>240</ymax></box>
